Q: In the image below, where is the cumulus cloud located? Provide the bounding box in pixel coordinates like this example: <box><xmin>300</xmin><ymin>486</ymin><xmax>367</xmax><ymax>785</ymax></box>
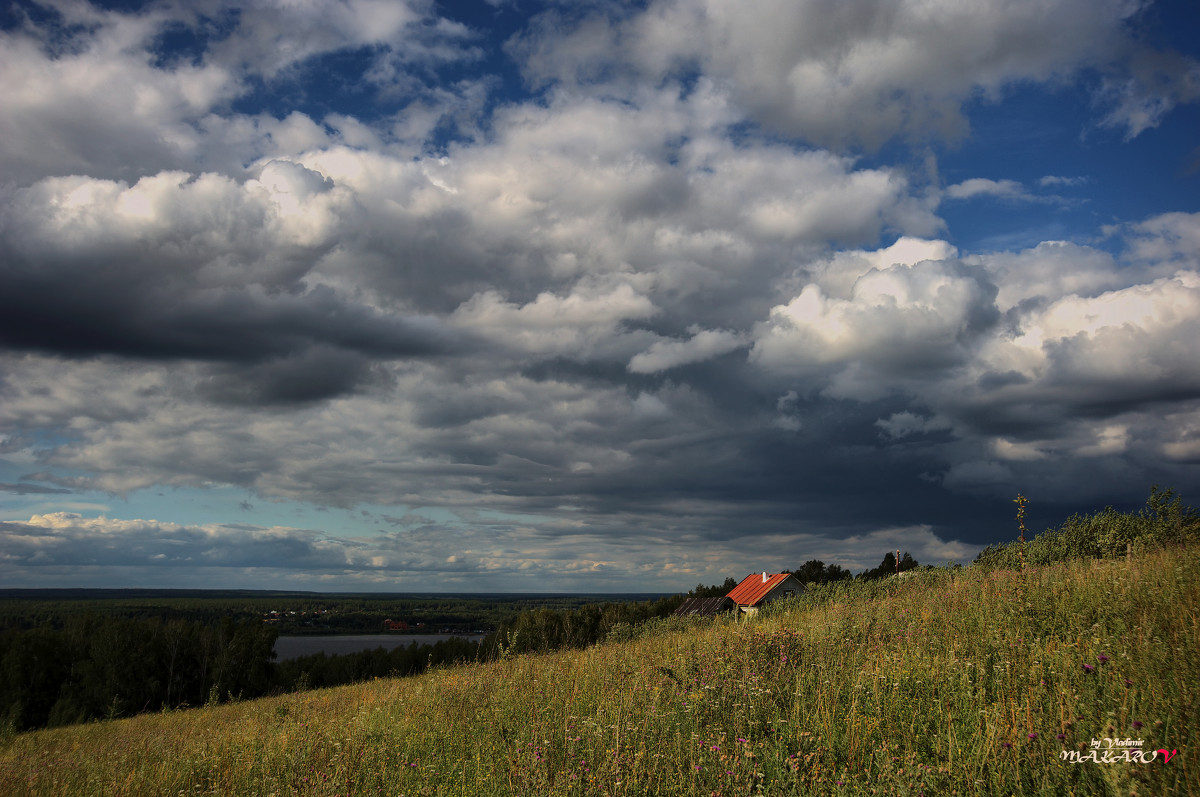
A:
<box><xmin>745</xmin><ymin>216</ymin><xmax>1200</xmax><ymax>504</ymax></box>
<box><xmin>750</xmin><ymin>239</ymin><xmax>997</xmax><ymax>395</ymax></box>
<box><xmin>0</xmin><ymin>0</ymin><xmax>479</xmax><ymax>182</ymax></box>
<box><xmin>514</xmin><ymin>0</ymin><xmax>1184</xmax><ymax>149</ymax></box>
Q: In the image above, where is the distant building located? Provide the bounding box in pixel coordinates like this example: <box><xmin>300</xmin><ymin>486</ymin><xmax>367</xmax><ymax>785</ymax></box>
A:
<box><xmin>726</xmin><ymin>572</ymin><xmax>804</xmax><ymax>616</ymax></box>
<box><xmin>672</xmin><ymin>596</ymin><xmax>735</xmax><ymax>617</ymax></box>
<box><xmin>383</xmin><ymin>619</ymin><xmax>410</xmax><ymax>631</ymax></box>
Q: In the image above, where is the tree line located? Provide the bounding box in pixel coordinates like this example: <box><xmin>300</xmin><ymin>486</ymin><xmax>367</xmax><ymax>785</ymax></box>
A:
<box><xmin>1</xmin><ymin>615</ymin><xmax>276</xmax><ymax>732</ymax></box>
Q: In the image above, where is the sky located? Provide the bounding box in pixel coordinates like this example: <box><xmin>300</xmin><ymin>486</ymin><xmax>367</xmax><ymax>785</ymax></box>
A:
<box><xmin>1</xmin><ymin>0</ymin><xmax>1199</xmax><ymax>593</ymax></box>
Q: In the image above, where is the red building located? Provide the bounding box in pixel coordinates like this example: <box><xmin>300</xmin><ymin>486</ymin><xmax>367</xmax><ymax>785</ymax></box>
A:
<box><xmin>726</xmin><ymin>572</ymin><xmax>804</xmax><ymax>616</ymax></box>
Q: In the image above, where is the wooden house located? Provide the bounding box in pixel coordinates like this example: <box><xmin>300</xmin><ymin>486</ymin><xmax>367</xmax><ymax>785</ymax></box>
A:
<box><xmin>726</xmin><ymin>572</ymin><xmax>804</xmax><ymax>616</ymax></box>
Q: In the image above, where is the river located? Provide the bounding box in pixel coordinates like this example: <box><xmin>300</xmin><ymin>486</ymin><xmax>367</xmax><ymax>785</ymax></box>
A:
<box><xmin>273</xmin><ymin>633</ymin><xmax>485</xmax><ymax>661</ymax></box>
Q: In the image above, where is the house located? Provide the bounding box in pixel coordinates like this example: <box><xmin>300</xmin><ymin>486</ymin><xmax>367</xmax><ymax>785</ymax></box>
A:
<box><xmin>726</xmin><ymin>572</ymin><xmax>804</xmax><ymax>616</ymax></box>
<box><xmin>672</xmin><ymin>596</ymin><xmax>735</xmax><ymax>617</ymax></box>
<box><xmin>383</xmin><ymin>619</ymin><xmax>410</xmax><ymax>631</ymax></box>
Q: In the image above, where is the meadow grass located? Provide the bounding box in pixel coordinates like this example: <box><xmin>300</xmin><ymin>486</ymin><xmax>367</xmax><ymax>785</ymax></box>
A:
<box><xmin>2</xmin><ymin>545</ymin><xmax>1196</xmax><ymax>796</ymax></box>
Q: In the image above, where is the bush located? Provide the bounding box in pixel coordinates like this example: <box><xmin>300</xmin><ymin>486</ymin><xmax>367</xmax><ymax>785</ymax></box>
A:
<box><xmin>975</xmin><ymin>485</ymin><xmax>1199</xmax><ymax>570</ymax></box>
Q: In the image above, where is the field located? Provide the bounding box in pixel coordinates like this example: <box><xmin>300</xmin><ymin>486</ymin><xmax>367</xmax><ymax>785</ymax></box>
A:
<box><xmin>2</xmin><ymin>545</ymin><xmax>1196</xmax><ymax>796</ymax></box>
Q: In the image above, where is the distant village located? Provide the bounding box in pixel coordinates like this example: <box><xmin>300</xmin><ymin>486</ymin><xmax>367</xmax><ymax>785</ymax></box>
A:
<box><xmin>261</xmin><ymin>607</ymin><xmax>479</xmax><ymax>635</ymax></box>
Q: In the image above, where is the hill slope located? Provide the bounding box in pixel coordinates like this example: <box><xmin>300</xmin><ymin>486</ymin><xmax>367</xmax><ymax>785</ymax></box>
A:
<box><xmin>3</xmin><ymin>546</ymin><xmax>1197</xmax><ymax>796</ymax></box>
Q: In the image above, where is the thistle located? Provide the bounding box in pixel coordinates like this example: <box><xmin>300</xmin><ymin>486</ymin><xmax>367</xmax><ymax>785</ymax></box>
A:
<box><xmin>1014</xmin><ymin>494</ymin><xmax>1028</xmax><ymax>570</ymax></box>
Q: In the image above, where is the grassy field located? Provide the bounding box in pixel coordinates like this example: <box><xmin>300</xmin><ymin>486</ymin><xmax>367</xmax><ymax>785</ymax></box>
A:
<box><xmin>2</xmin><ymin>545</ymin><xmax>1196</xmax><ymax>796</ymax></box>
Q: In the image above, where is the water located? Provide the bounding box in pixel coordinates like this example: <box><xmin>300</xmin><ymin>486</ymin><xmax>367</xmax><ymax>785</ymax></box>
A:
<box><xmin>273</xmin><ymin>633</ymin><xmax>484</xmax><ymax>661</ymax></box>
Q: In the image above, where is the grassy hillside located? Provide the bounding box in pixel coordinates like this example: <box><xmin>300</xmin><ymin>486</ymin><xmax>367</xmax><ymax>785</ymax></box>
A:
<box><xmin>2</xmin><ymin>545</ymin><xmax>1196</xmax><ymax>796</ymax></box>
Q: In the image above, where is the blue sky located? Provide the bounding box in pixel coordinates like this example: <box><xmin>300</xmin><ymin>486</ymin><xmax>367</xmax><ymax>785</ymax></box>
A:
<box><xmin>2</xmin><ymin>0</ymin><xmax>1199</xmax><ymax>592</ymax></box>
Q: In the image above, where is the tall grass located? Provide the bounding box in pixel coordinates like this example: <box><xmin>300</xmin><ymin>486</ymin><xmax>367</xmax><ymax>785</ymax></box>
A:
<box><xmin>2</xmin><ymin>544</ymin><xmax>1196</xmax><ymax>796</ymax></box>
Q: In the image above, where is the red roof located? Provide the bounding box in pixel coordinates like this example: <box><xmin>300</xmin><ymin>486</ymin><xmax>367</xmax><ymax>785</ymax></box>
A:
<box><xmin>726</xmin><ymin>572</ymin><xmax>796</xmax><ymax>606</ymax></box>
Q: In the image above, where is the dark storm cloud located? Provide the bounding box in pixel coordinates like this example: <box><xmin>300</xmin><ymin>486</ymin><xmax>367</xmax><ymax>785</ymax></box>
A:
<box><xmin>0</xmin><ymin>278</ymin><xmax>459</xmax><ymax>364</ymax></box>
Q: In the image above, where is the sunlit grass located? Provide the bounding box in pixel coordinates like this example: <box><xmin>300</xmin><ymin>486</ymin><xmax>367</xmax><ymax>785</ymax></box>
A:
<box><xmin>3</xmin><ymin>545</ymin><xmax>1196</xmax><ymax>796</ymax></box>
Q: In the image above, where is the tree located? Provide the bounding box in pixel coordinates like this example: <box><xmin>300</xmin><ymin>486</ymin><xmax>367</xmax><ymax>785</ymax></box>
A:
<box><xmin>859</xmin><ymin>551</ymin><xmax>919</xmax><ymax>580</ymax></box>
<box><xmin>788</xmin><ymin>560</ymin><xmax>853</xmax><ymax>584</ymax></box>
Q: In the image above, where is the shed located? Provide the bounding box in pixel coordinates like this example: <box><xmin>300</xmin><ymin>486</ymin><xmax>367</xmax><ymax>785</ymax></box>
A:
<box><xmin>726</xmin><ymin>572</ymin><xmax>804</xmax><ymax>616</ymax></box>
<box><xmin>672</xmin><ymin>596</ymin><xmax>735</xmax><ymax>617</ymax></box>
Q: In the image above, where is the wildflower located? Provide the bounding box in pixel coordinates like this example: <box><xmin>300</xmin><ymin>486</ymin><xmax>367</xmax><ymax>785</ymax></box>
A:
<box><xmin>1055</xmin><ymin>733</ymin><xmax>1065</xmax><ymax>741</ymax></box>
<box><xmin>1132</xmin><ymin>721</ymin><xmax>1143</xmax><ymax>730</ymax></box>
<box><xmin>1098</xmin><ymin>654</ymin><xmax>1110</xmax><ymax>664</ymax></box>
<box><xmin>1082</xmin><ymin>663</ymin><xmax>1095</xmax><ymax>673</ymax></box>
<box><xmin>1027</xmin><ymin>733</ymin><xmax>1037</xmax><ymax>740</ymax></box>
<box><xmin>1002</xmin><ymin>742</ymin><xmax>1012</xmax><ymax>749</ymax></box>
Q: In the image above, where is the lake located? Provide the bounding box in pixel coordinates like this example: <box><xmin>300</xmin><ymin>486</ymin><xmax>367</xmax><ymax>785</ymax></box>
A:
<box><xmin>273</xmin><ymin>634</ymin><xmax>484</xmax><ymax>661</ymax></box>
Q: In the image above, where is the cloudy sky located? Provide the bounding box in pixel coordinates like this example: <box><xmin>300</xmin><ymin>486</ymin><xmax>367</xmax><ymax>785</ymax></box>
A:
<box><xmin>2</xmin><ymin>0</ymin><xmax>1199</xmax><ymax>593</ymax></box>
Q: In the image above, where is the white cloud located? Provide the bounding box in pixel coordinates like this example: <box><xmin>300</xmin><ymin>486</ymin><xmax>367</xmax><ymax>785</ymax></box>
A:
<box><xmin>519</xmin><ymin>0</ymin><xmax>1155</xmax><ymax>148</ymax></box>
<box><xmin>449</xmin><ymin>282</ymin><xmax>658</xmax><ymax>359</ymax></box>
<box><xmin>0</xmin><ymin>10</ymin><xmax>239</xmax><ymax>182</ymax></box>
<box><xmin>750</xmin><ymin>246</ymin><xmax>995</xmax><ymax>393</ymax></box>
<box><xmin>1096</xmin><ymin>48</ymin><xmax>1200</xmax><ymax>139</ymax></box>
<box><xmin>749</xmin><ymin>218</ymin><xmax>1200</xmax><ymax>484</ymax></box>
<box><xmin>1124</xmin><ymin>212</ymin><xmax>1200</xmax><ymax>265</ymax></box>
<box><xmin>1038</xmin><ymin>175</ymin><xmax>1088</xmax><ymax>187</ymax></box>
<box><xmin>628</xmin><ymin>328</ymin><xmax>745</xmax><ymax>373</ymax></box>
<box><xmin>944</xmin><ymin>178</ymin><xmax>1034</xmax><ymax>202</ymax></box>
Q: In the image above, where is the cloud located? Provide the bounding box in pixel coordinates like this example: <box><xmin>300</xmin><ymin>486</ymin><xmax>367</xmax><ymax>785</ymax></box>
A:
<box><xmin>0</xmin><ymin>0</ymin><xmax>481</xmax><ymax>183</ymax></box>
<box><xmin>744</xmin><ymin>216</ymin><xmax>1200</xmax><ymax>504</ymax></box>
<box><xmin>513</xmin><ymin>0</ymin><xmax>1175</xmax><ymax>149</ymax></box>
<box><xmin>0</xmin><ymin>166</ymin><xmax>457</xmax><ymax>366</ymax></box>
<box><xmin>1096</xmin><ymin>45</ymin><xmax>1200</xmax><ymax>139</ymax></box>
<box><xmin>875</xmin><ymin>412</ymin><xmax>953</xmax><ymax>440</ymax></box>
<box><xmin>1038</xmin><ymin>175</ymin><xmax>1089</xmax><ymax>188</ymax></box>
<box><xmin>0</xmin><ymin>509</ymin><xmax>978</xmax><ymax>589</ymax></box>
<box><xmin>0</xmin><ymin>483</ymin><xmax>72</xmax><ymax>495</ymax></box>
<box><xmin>449</xmin><ymin>281</ymin><xmax>658</xmax><ymax>360</ymax></box>
<box><xmin>628</xmin><ymin>328</ymin><xmax>746</xmax><ymax>373</ymax></box>
<box><xmin>1</xmin><ymin>0</ymin><xmax>1198</xmax><ymax>592</ymax></box>
<box><xmin>944</xmin><ymin>178</ymin><xmax>1035</xmax><ymax>202</ymax></box>
<box><xmin>749</xmin><ymin>238</ymin><xmax>997</xmax><ymax>396</ymax></box>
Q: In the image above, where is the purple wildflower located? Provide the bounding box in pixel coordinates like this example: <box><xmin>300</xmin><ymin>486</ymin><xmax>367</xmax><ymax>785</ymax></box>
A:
<box><xmin>1083</xmin><ymin>663</ymin><xmax>1095</xmax><ymax>673</ymax></box>
<box><xmin>1027</xmin><ymin>732</ymin><xmax>1038</xmax><ymax>740</ymax></box>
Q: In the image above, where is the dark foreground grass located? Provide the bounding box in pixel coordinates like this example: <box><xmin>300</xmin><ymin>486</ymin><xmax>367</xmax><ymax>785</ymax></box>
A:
<box><xmin>2</xmin><ymin>545</ymin><xmax>1196</xmax><ymax>796</ymax></box>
